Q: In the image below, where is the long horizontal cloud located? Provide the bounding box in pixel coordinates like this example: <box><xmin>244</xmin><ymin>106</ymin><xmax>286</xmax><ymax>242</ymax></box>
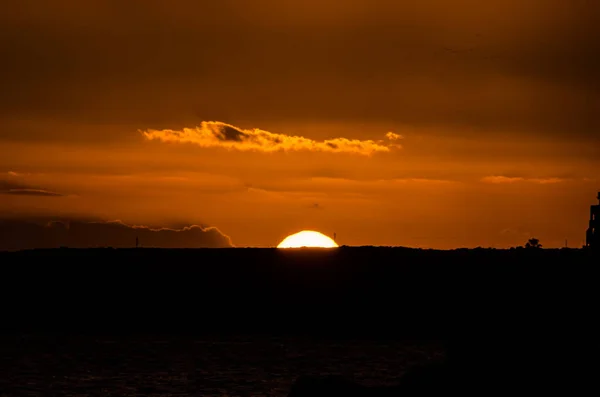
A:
<box><xmin>2</xmin><ymin>189</ymin><xmax>64</xmax><ymax>197</ymax></box>
<box><xmin>481</xmin><ymin>176</ymin><xmax>565</xmax><ymax>184</ymax></box>
<box><xmin>141</xmin><ymin>121</ymin><xmax>399</xmax><ymax>155</ymax></box>
<box><xmin>246</xmin><ymin>176</ymin><xmax>456</xmax><ymax>197</ymax></box>
<box><xmin>0</xmin><ymin>219</ymin><xmax>233</xmax><ymax>251</ymax></box>
<box><xmin>0</xmin><ymin>179</ymin><xmax>64</xmax><ymax>197</ymax></box>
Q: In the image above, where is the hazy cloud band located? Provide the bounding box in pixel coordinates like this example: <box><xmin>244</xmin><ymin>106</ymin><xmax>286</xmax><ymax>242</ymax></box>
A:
<box><xmin>0</xmin><ymin>219</ymin><xmax>234</xmax><ymax>251</ymax></box>
<box><xmin>1</xmin><ymin>178</ymin><xmax>65</xmax><ymax>197</ymax></box>
<box><xmin>481</xmin><ymin>176</ymin><xmax>564</xmax><ymax>184</ymax></box>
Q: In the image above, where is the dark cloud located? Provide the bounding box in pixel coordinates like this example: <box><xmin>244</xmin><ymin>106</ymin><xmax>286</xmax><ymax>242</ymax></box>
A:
<box><xmin>1</xmin><ymin>189</ymin><xmax>63</xmax><ymax>197</ymax></box>
<box><xmin>0</xmin><ymin>0</ymin><xmax>597</xmax><ymax>143</ymax></box>
<box><xmin>0</xmin><ymin>179</ymin><xmax>64</xmax><ymax>197</ymax></box>
<box><xmin>0</xmin><ymin>218</ymin><xmax>234</xmax><ymax>251</ymax></box>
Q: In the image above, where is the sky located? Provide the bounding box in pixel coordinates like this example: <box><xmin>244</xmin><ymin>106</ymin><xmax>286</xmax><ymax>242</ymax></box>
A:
<box><xmin>0</xmin><ymin>0</ymin><xmax>598</xmax><ymax>249</ymax></box>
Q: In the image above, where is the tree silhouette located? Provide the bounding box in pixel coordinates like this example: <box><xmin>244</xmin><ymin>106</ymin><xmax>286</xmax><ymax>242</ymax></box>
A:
<box><xmin>525</xmin><ymin>238</ymin><xmax>542</xmax><ymax>249</ymax></box>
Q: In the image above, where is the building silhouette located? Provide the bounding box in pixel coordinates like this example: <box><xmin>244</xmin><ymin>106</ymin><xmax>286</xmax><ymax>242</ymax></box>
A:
<box><xmin>586</xmin><ymin>192</ymin><xmax>599</xmax><ymax>249</ymax></box>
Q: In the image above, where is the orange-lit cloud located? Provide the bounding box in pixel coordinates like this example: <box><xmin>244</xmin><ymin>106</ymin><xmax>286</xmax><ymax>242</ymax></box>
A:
<box><xmin>385</xmin><ymin>132</ymin><xmax>403</xmax><ymax>141</ymax></box>
<box><xmin>142</xmin><ymin>121</ymin><xmax>399</xmax><ymax>155</ymax></box>
<box><xmin>481</xmin><ymin>176</ymin><xmax>565</xmax><ymax>184</ymax></box>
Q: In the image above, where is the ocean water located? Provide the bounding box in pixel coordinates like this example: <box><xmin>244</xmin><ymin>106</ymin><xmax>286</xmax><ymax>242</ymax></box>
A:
<box><xmin>1</xmin><ymin>335</ymin><xmax>443</xmax><ymax>397</ymax></box>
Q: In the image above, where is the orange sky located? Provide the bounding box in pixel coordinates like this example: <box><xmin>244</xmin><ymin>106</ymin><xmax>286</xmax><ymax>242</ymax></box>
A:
<box><xmin>0</xmin><ymin>0</ymin><xmax>598</xmax><ymax>249</ymax></box>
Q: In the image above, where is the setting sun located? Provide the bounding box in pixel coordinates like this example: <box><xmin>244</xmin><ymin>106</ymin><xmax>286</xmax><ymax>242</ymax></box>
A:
<box><xmin>277</xmin><ymin>230</ymin><xmax>339</xmax><ymax>248</ymax></box>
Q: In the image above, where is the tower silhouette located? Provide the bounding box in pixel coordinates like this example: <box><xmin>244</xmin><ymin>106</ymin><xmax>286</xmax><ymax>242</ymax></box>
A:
<box><xmin>585</xmin><ymin>192</ymin><xmax>599</xmax><ymax>249</ymax></box>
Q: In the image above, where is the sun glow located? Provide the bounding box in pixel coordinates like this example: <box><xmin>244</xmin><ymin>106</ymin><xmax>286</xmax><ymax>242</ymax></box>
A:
<box><xmin>277</xmin><ymin>230</ymin><xmax>339</xmax><ymax>248</ymax></box>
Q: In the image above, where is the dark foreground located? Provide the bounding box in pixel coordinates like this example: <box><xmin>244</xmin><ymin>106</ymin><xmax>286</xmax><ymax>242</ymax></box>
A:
<box><xmin>1</xmin><ymin>335</ymin><xmax>442</xmax><ymax>396</ymax></box>
<box><xmin>1</xmin><ymin>247</ymin><xmax>598</xmax><ymax>395</ymax></box>
<box><xmin>1</xmin><ymin>247</ymin><xmax>597</xmax><ymax>336</ymax></box>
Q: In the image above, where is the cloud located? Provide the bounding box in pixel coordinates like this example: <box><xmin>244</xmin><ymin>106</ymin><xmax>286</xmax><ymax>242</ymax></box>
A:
<box><xmin>481</xmin><ymin>176</ymin><xmax>565</xmax><ymax>184</ymax></box>
<box><xmin>1</xmin><ymin>0</ymin><xmax>598</xmax><ymax>148</ymax></box>
<box><xmin>141</xmin><ymin>121</ymin><xmax>399</xmax><ymax>155</ymax></box>
<box><xmin>385</xmin><ymin>132</ymin><xmax>403</xmax><ymax>141</ymax></box>
<box><xmin>481</xmin><ymin>176</ymin><xmax>525</xmax><ymax>184</ymax></box>
<box><xmin>1</xmin><ymin>189</ymin><xmax>64</xmax><ymax>197</ymax></box>
<box><xmin>0</xmin><ymin>219</ymin><xmax>233</xmax><ymax>251</ymax></box>
<box><xmin>245</xmin><ymin>176</ymin><xmax>457</xmax><ymax>199</ymax></box>
<box><xmin>0</xmin><ymin>179</ymin><xmax>64</xmax><ymax>197</ymax></box>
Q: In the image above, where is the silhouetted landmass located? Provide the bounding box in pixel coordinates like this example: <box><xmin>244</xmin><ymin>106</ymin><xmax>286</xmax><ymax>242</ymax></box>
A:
<box><xmin>1</xmin><ymin>247</ymin><xmax>598</xmax><ymax>394</ymax></box>
<box><xmin>0</xmin><ymin>247</ymin><xmax>596</xmax><ymax>337</ymax></box>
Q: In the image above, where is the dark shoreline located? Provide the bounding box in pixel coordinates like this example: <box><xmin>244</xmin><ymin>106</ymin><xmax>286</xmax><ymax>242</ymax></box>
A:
<box><xmin>1</xmin><ymin>247</ymin><xmax>597</xmax><ymax>339</ymax></box>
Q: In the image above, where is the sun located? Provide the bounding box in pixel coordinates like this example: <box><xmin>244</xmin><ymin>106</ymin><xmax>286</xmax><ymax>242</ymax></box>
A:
<box><xmin>277</xmin><ymin>230</ymin><xmax>339</xmax><ymax>248</ymax></box>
